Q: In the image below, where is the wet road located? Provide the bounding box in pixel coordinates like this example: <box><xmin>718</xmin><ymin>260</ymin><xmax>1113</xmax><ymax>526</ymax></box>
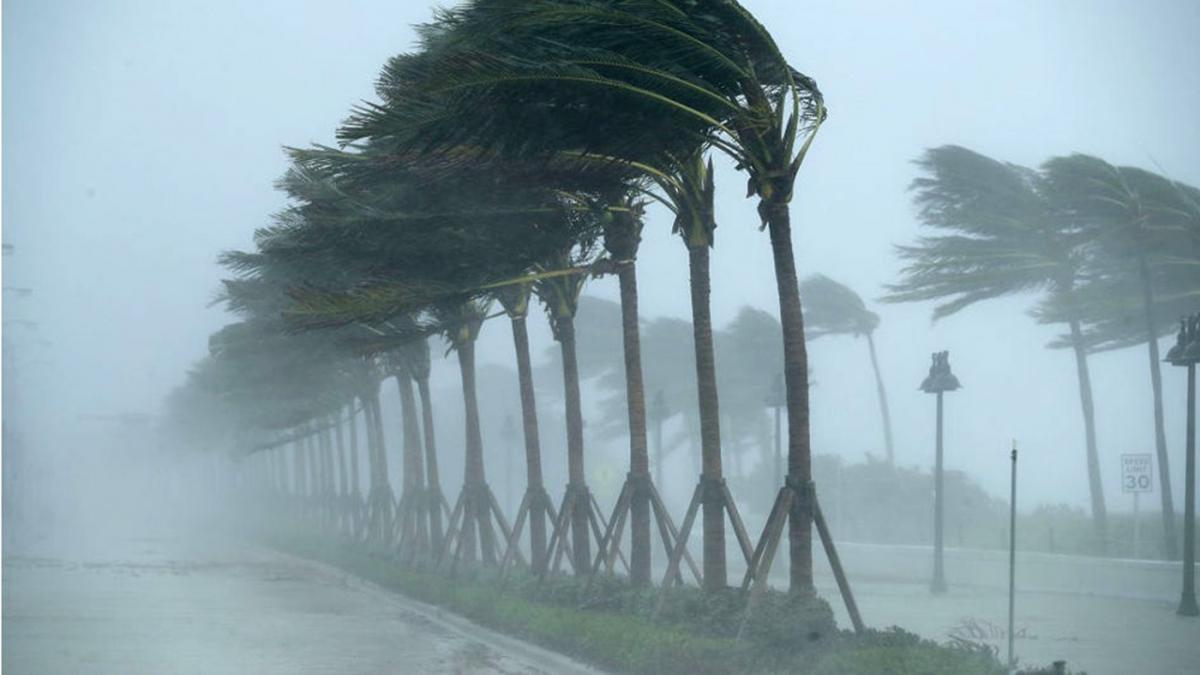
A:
<box><xmin>2</xmin><ymin>535</ymin><xmax>590</xmax><ymax>675</ymax></box>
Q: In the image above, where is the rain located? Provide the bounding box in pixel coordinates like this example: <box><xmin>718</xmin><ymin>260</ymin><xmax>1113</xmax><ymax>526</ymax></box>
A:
<box><xmin>3</xmin><ymin>1</ymin><xmax>1199</xmax><ymax>674</ymax></box>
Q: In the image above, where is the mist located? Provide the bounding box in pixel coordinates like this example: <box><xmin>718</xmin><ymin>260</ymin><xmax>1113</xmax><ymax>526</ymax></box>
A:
<box><xmin>4</xmin><ymin>2</ymin><xmax>1199</xmax><ymax>674</ymax></box>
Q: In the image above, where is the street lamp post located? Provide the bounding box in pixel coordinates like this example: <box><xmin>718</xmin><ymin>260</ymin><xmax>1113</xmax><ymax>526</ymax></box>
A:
<box><xmin>1165</xmin><ymin>315</ymin><xmax>1199</xmax><ymax>617</ymax></box>
<box><xmin>921</xmin><ymin>350</ymin><xmax>960</xmax><ymax>594</ymax></box>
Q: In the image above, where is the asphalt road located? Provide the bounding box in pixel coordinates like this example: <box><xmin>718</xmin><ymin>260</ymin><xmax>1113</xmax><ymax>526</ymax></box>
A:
<box><xmin>5</xmin><ymin>527</ymin><xmax>1196</xmax><ymax>675</ymax></box>
<box><xmin>2</xmin><ymin>535</ymin><xmax>599</xmax><ymax>675</ymax></box>
<box><xmin>804</xmin><ymin>542</ymin><xmax>1200</xmax><ymax>675</ymax></box>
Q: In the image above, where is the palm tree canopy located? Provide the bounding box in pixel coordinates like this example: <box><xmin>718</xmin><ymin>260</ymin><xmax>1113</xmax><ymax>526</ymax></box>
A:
<box><xmin>884</xmin><ymin>145</ymin><xmax>1086</xmax><ymax>320</ymax></box>
<box><xmin>1035</xmin><ymin>154</ymin><xmax>1200</xmax><ymax>353</ymax></box>
<box><xmin>340</xmin><ymin>0</ymin><xmax>823</xmax><ymax>217</ymax></box>
<box><xmin>800</xmin><ymin>274</ymin><xmax>879</xmax><ymax>338</ymax></box>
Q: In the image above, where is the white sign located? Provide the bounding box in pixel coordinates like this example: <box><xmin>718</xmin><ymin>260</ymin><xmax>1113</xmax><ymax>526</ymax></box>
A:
<box><xmin>1121</xmin><ymin>453</ymin><xmax>1154</xmax><ymax>493</ymax></box>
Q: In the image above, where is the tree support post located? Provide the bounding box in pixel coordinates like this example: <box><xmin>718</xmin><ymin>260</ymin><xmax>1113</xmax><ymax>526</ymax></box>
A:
<box><xmin>499</xmin><ymin>485</ymin><xmax>557</xmax><ymax>579</ymax></box>
<box><xmin>737</xmin><ymin>478</ymin><xmax>864</xmax><ymax>637</ymax></box>
<box><xmin>436</xmin><ymin>482</ymin><xmax>520</xmax><ymax>574</ymax></box>
<box><xmin>539</xmin><ymin>482</ymin><xmax>608</xmax><ymax>581</ymax></box>
<box><xmin>653</xmin><ymin>475</ymin><xmax>751</xmax><ymax>616</ymax></box>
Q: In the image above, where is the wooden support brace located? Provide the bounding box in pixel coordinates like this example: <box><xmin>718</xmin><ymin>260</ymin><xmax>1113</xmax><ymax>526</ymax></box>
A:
<box><xmin>588</xmin><ymin>482</ymin><xmax>631</xmax><ymax>580</ymax></box>
<box><xmin>648</xmin><ymin>483</ymin><xmax>701</xmax><ymax>585</ymax></box>
<box><xmin>499</xmin><ymin>491</ymin><xmax>532</xmax><ymax>579</ymax></box>
<box><xmin>814</xmin><ymin>491</ymin><xmax>864</xmax><ymax>634</ymax></box>
<box><xmin>588</xmin><ymin>493</ymin><xmax>629</xmax><ymax>574</ymax></box>
<box><xmin>487</xmin><ymin>486</ymin><xmax>525</xmax><ymax>567</ymax></box>
<box><xmin>736</xmin><ymin>488</ymin><xmax>793</xmax><ymax>640</ymax></box>
<box><xmin>721</xmin><ymin>481</ymin><xmax>756</xmax><ymax>566</ymax></box>
<box><xmin>653</xmin><ymin>483</ymin><xmax>703</xmax><ymax>617</ymax></box>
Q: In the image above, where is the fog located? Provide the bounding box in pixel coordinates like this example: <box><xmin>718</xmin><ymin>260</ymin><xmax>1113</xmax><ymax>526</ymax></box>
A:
<box><xmin>4</xmin><ymin>2</ymin><xmax>1199</xmax><ymax>674</ymax></box>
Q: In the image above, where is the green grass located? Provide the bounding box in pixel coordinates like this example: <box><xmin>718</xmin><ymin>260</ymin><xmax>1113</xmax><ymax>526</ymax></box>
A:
<box><xmin>266</xmin><ymin>532</ymin><xmax>1073</xmax><ymax>675</ymax></box>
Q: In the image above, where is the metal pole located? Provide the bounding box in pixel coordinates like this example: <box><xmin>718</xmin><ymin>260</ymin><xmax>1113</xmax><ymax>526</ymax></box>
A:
<box><xmin>932</xmin><ymin>391</ymin><xmax>946</xmax><ymax>593</ymax></box>
<box><xmin>1133</xmin><ymin>491</ymin><xmax>1141</xmax><ymax>559</ymax></box>
<box><xmin>1179</xmin><ymin>363</ymin><xmax>1198</xmax><ymax>616</ymax></box>
<box><xmin>1008</xmin><ymin>441</ymin><xmax>1018</xmax><ymax>670</ymax></box>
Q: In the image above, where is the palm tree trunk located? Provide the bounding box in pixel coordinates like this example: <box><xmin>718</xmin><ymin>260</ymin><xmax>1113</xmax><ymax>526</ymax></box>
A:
<box><xmin>369</xmin><ymin>389</ymin><xmax>391</xmax><ymax>491</ymax></box>
<box><xmin>865</xmin><ymin>331</ymin><xmax>895</xmax><ymax>464</ymax></box>
<box><xmin>604</xmin><ymin>208</ymin><xmax>653</xmax><ymax>585</ymax></box>
<box><xmin>304</xmin><ymin>430</ymin><xmax>317</xmax><ymax>500</ymax></box>
<box><xmin>320</xmin><ymin>422</ymin><xmax>334</xmax><ymax>518</ymax></box>
<box><xmin>511</xmin><ymin>315</ymin><xmax>548</xmax><ymax>574</ymax></box>
<box><xmin>1138</xmin><ymin>254</ymin><xmax>1179</xmax><ymax>559</ymax></box>
<box><xmin>688</xmin><ymin>243</ymin><xmax>727</xmax><ymax>590</ymax></box>
<box><xmin>557</xmin><ymin>315</ymin><xmax>591</xmax><ymax>573</ymax></box>
<box><xmin>366</xmin><ymin>386</ymin><xmax>393</xmax><ymax>543</ymax></box>
<box><xmin>292</xmin><ymin>439</ymin><xmax>304</xmax><ymax>497</ymax></box>
<box><xmin>616</xmin><ymin>259</ymin><xmax>652</xmax><ymax>585</ymax></box>
<box><xmin>335</xmin><ymin>415</ymin><xmax>348</xmax><ymax>499</ymax></box>
<box><xmin>416</xmin><ymin>375</ymin><xmax>443</xmax><ymax>550</ymax></box>
<box><xmin>458</xmin><ymin>339</ymin><xmax>495</xmax><ymax>563</ymax></box>
<box><xmin>763</xmin><ymin>201</ymin><xmax>815</xmax><ymax>593</ymax></box>
<box><xmin>362</xmin><ymin>396</ymin><xmax>378</xmax><ymax>491</ymax></box>
<box><xmin>397</xmin><ymin>372</ymin><xmax>428</xmax><ymax>545</ymax></box>
<box><xmin>397</xmin><ymin>373</ymin><xmax>426</xmax><ymax>495</ymax></box>
<box><xmin>1066</xmin><ymin>318</ymin><xmax>1108</xmax><ymax>550</ymax></box>
<box><xmin>347</xmin><ymin>403</ymin><xmax>360</xmax><ymax>495</ymax></box>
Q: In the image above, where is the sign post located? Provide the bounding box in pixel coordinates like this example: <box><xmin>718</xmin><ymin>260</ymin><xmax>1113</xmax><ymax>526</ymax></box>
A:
<box><xmin>1007</xmin><ymin>441</ymin><xmax>1018</xmax><ymax>673</ymax></box>
<box><xmin>1121</xmin><ymin>453</ymin><xmax>1154</xmax><ymax>558</ymax></box>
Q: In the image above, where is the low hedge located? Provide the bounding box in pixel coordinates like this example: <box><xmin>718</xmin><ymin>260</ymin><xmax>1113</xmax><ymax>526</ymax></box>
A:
<box><xmin>267</xmin><ymin>533</ymin><xmax>1075</xmax><ymax>675</ymax></box>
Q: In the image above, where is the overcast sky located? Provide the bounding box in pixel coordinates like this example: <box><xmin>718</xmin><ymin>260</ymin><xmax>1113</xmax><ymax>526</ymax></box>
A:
<box><xmin>5</xmin><ymin>0</ymin><xmax>1199</xmax><ymax>509</ymax></box>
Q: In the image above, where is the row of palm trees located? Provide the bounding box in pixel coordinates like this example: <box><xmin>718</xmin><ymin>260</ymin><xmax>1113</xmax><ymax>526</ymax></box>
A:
<box><xmin>168</xmin><ymin>0</ymin><xmax>833</xmax><ymax>596</ymax></box>
<box><xmin>886</xmin><ymin>145</ymin><xmax>1200</xmax><ymax>557</ymax></box>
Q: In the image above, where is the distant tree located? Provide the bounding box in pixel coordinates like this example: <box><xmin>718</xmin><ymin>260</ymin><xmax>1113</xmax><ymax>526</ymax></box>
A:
<box><xmin>1038</xmin><ymin>155</ymin><xmax>1200</xmax><ymax>559</ymax></box>
<box><xmin>800</xmin><ymin>274</ymin><xmax>894</xmax><ymax>463</ymax></box>
<box><xmin>885</xmin><ymin>145</ymin><xmax>1109</xmax><ymax>546</ymax></box>
<box><xmin>717</xmin><ymin>307</ymin><xmax>784</xmax><ymax>481</ymax></box>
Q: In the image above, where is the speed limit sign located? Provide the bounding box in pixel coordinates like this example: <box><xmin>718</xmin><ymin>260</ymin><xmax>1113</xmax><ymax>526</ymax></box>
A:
<box><xmin>1121</xmin><ymin>454</ymin><xmax>1154</xmax><ymax>493</ymax></box>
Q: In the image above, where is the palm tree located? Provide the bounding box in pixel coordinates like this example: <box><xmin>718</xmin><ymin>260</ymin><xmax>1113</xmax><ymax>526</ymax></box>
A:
<box><xmin>445</xmin><ymin>0</ymin><xmax>828</xmax><ymax>593</ymax></box>
<box><xmin>406</xmin><ymin>339</ymin><xmax>446</xmax><ymax>551</ymax></box>
<box><xmin>655</xmin><ymin>151</ymin><xmax>754</xmax><ymax>590</ymax></box>
<box><xmin>1040</xmin><ymin>155</ymin><xmax>1200</xmax><ymax>559</ymax></box>
<box><xmin>349</xmin><ymin>36</ymin><xmax>690</xmax><ymax>587</ymax></box>
<box><xmin>533</xmin><ymin>247</ymin><xmax>600</xmax><ymax>575</ymax></box>
<box><xmin>885</xmin><ymin>145</ymin><xmax>1109</xmax><ymax>547</ymax></box>
<box><xmin>384</xmin><ymin>348</ymin><xmax>431</xmax><ymax>558</ymax></box>
<box><xmin>495</xmin><ymin>281</ymin><xmax>553</xmax><ymax>574</ymax></box>
<box><xmin>801</xmin><ymin>274</ymin><xmax>894</xmax><ymax>463</ymax></box>
<box><xmin>343</xmin><ymin>0</ymin><xmax>828</xmax><ymax>590</ymax></box>
<box><xmin>434</xmin><ymin>300</ymin><xmax>506</xmax><ymax>565</ymax></box>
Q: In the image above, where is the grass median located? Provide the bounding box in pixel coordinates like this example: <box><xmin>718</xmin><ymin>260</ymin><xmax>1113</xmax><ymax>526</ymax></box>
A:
<box><xmin>267</xmin><ymin>532</ymin><xmax>1074</xmax><ymax>675</ymax></box>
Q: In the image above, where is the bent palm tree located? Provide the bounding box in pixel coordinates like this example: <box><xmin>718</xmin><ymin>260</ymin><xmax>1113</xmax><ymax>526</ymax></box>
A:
<box><xmin>344</xmin><ymin>0</ymin><xmax>826</xmax><ymax>592</ymax></box>
<box><xmin>1040</xmin><ymin>155</ymin><xmax>1200</xmax><ymax>559</ymax></box>
<box><xmin>495</xmin><ymin>281</ymin><xmax>553</xmax><ymax>574</ymax></box>
<box><xmin>801</xmin><ymin>274</ymin><xmax>894</xmax><ymax>463</ymax></box>
<box><xmin>534</xmin><ymin>247</ymin><xmax>602</xmax><ymax>575</ymax></box>
<box><xmin>885</xmin><ymin>145</ymin><xmax>1109</xmax><ymax>547</ymax></box>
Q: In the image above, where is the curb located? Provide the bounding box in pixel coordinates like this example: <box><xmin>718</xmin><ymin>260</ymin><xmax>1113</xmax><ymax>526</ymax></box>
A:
<box><xmin>267</xmin><ymin>547</ymin><xmax>609</xmax><ymax>675</ymax></box>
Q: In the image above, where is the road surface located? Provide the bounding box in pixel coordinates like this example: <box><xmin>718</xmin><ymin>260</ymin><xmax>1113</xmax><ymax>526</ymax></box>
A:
<box><xmin>6</xmin><ymin>527</ymin><xmax>1197</xmax><ymax>675</ymax></box>
<box><xmin>2</xmin><ymin>534</ymin><xmax>598</xmax><ymax>675</ymax></box>
<box><xmin>807</xmin><ymin>543</ymin><xmax>1199</xmax><ymax>675</ymax></box>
